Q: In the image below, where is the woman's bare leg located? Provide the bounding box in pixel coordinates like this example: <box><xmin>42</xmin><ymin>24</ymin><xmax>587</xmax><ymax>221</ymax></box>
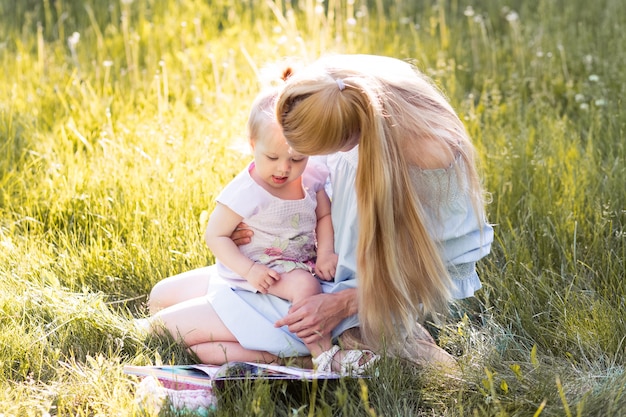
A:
<box><xmin>148</xmin><ymin>267</ymin><xmax>212</xmax><ymax>314</ymax></box>
<box><xmin>190</xmin><ymin>341</ymin><xmax>278</xmax><ymax>364</ymax></box>
<box><xmin>151</xmin><ymin>295</ymin><xmax>278</xmax><ymax>364</ymax></box>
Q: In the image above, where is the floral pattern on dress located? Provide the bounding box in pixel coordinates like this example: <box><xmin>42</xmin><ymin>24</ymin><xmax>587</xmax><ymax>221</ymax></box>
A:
<box><xmin>259</xmin><ymin>232</ymin><xmax>315</xmax><ymax>273</ymax></box>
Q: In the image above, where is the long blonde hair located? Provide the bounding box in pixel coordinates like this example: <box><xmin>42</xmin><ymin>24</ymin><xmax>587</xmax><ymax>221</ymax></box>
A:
<box><xmin>276</xmin><ymin>55</ymin><xmax>484</xmax><ymax>354</ymax></box>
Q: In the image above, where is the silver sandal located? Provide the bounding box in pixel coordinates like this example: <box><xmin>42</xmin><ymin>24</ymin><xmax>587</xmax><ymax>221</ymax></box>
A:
<box><xmin>312</xmin><ymin>345</ymin><xmax>379</xmax><ymax>376</ymax></box>
<box><xmin>337</xmin><ymin>348</ymin><xmax>379</xmax><ymax>375</ymax></box>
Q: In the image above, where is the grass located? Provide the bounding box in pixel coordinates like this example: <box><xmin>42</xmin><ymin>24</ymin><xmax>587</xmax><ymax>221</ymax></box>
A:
<box><xmin>0</xmin><ymin>0</ymin><xmax>624</xmax><ymax>415</ymax></box>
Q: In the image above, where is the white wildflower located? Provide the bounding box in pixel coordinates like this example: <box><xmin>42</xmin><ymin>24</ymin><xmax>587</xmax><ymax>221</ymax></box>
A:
<box><xmin>68</xmin><ymin>32</ymin><xmax>80</xmax><ymax>47</ymax></box>
<box><xmin>506</xmin><ymin>11</ymin><xmax>519</xmax><ymax>22</ymax></box>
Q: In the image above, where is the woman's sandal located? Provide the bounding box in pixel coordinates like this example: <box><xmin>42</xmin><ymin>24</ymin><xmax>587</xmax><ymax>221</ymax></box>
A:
<box><xmin>312</xmin><ymin>345</ymin><xmax>380</xmax><ymax>376</ymax></box>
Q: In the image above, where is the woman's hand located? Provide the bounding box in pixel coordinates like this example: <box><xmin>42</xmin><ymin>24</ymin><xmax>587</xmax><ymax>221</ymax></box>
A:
<box><xmin>231</xmin><ymin>222</ymin><xmax>253</xmax><ymax>246</ymax></box>
<box><xmin>274</xmin><ymin>289</ymin><xmax>357</xmax><ymax>345</ymax></box>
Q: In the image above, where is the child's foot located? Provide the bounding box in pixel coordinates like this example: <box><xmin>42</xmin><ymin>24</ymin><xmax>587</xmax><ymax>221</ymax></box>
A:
<box><xmin>312</xmin><ymin>345</ymin><xmax>379</xmax><ymax>376</ymax></box>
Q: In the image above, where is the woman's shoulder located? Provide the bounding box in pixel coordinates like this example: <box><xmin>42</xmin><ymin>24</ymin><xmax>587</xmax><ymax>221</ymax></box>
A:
<box><xmin>410</xmin><ymin>155</ymin><xmax>468</xmax><ymax>208</ymax></box>
<box><xmin>404</xmin><ymin>133</ymin><xmax>459</xmax><ymax>170</ymax></box>
<box><xmin>413</xmin><ymin>154</ymin><xmax>463</xmax><ymax>175</ymax></box>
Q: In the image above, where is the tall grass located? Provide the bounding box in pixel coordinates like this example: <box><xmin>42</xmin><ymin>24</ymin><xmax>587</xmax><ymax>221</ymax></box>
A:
<box><xmin>1</xmin><ymin>0</ymin><xmax>624</xmax><ymax>415</ymax></box>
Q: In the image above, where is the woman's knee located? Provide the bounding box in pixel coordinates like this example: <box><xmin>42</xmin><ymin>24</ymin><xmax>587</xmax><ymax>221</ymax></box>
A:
<box><xmin>147</xmin><ymin>269</ymin><xmax>211</xmax><ymax>314</ymax></box>
<box><xmin>147</xmin><ymin>280</ymin><xmax>170</xmax><ymax>314</ymax></box>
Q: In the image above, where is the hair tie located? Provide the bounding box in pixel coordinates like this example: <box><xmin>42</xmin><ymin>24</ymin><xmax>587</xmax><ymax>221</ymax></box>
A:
<box><xmin>336</xmin><ymin>78</ymin><xmax>346</xmax><ymax>91</ymax></box>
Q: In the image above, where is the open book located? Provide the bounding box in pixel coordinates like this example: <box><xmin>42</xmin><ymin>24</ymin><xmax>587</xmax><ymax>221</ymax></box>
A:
<box><xmin>124</xmin><ymin>362</ymin><xmax>341</xmax><ymax>391</ymax></box>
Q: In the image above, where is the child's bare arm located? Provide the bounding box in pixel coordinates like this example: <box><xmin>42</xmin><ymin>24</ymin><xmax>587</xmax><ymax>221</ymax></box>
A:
<box><xmin>205</xmin><ymin>203</ymin><xmax>280</xmax><ymax>293</ymax></box>
<box><xmin>313</xmin><ymin>189</ymin><xmax>338</xmax><ymax>280</ymax></box>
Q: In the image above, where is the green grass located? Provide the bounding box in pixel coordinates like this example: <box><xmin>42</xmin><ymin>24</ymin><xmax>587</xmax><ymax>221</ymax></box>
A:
<box><xmin>1</xmin><ymin>0</ymin><xmax>624</xmax><ymax>415</ymax></box>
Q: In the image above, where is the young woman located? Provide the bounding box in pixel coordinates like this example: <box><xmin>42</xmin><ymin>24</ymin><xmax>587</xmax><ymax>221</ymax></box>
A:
<box><xmin>275</xmin><ymin>54</ymin><xmax>494</xmax><ymax>357</ymax></box>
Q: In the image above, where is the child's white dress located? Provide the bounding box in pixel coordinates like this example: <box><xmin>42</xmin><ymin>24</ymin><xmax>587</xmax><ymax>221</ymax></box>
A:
<box><xmin>215</xmin><ymin>160</ymin><xmax>329</xmax><ymax>292</ymax></box>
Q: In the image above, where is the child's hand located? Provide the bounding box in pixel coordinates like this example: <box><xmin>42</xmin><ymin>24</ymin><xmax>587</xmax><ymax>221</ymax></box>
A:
<box><xmin>245</xmin><ymin>263</ymin><xmax>281</xmax><ymax>293</ymax></box>
<box><xmin>314</xmin><ymin>251</ymin><xmax>338</xmax><ymax>281</ymax></box>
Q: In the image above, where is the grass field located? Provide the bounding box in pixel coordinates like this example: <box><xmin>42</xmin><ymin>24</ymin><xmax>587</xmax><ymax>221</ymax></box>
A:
<box><xmin>1</xmin><ymin>0</ymin><xmax>624</xmax><ymax>415</ymax></box>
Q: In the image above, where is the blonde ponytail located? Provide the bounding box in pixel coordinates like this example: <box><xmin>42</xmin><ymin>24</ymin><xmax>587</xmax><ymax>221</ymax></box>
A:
<box><xmin>351</xmin><ymin>80</ymin><xmax>451</xmax><ymax>352</ymax></box>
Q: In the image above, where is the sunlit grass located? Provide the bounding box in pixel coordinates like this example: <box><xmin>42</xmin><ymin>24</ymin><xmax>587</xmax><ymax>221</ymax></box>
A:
<box><xmin>1</xmin><ymin>0</ymin><xmax>624</xmax><ymax>415</ymax></box>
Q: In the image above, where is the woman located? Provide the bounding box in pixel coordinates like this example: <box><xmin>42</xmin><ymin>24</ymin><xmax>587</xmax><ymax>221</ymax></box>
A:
<box><xmin>275</xmin><ymin>54</ymin><xmax>493</xmax><ymax>357</ymax></box>
<box><xmin>146</xmin><ymin>54</ymin><xmax>492</xmax><ymax>370</ymax></box>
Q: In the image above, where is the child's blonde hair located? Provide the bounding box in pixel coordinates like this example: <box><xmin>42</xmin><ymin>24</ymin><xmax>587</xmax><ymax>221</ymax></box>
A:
<box><xmin>247</xmin><ymin>89</ymin><xmax>279</xmax><ymax>146</ymax></box>
<box><xmin>247</xmin><ymin>68</ymin><xmax>295</xmax><ymax>144</ymax></box>
<box><xmin>276</xmin><ymin>54</ymin><xmax>485</xmax><ymax>354</ymax></box>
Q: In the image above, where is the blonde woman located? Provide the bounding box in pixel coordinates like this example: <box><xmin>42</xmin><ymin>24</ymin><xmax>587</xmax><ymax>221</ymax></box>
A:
<box><xmin>273</xmin><ymin>54</ymin><xmax>494</xmax><ymax>359</ymax></box>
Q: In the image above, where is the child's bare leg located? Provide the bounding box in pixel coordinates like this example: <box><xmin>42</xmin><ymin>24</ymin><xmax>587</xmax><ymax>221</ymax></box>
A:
<box><xmin>268</xmin><ymin>269</ymin><xmax>333</xmax><ymax>357</ymax></box>
<box><xmin>152</xmin><ymin>295</ymin><xmax>275</xmax><ymax>364</ymax></box>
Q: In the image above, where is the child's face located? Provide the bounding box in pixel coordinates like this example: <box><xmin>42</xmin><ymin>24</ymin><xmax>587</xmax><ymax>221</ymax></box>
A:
<box><xmin>251</xmin><ymin>122</ymin><xmax>309</xmax><ymax>190</ymax></box>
